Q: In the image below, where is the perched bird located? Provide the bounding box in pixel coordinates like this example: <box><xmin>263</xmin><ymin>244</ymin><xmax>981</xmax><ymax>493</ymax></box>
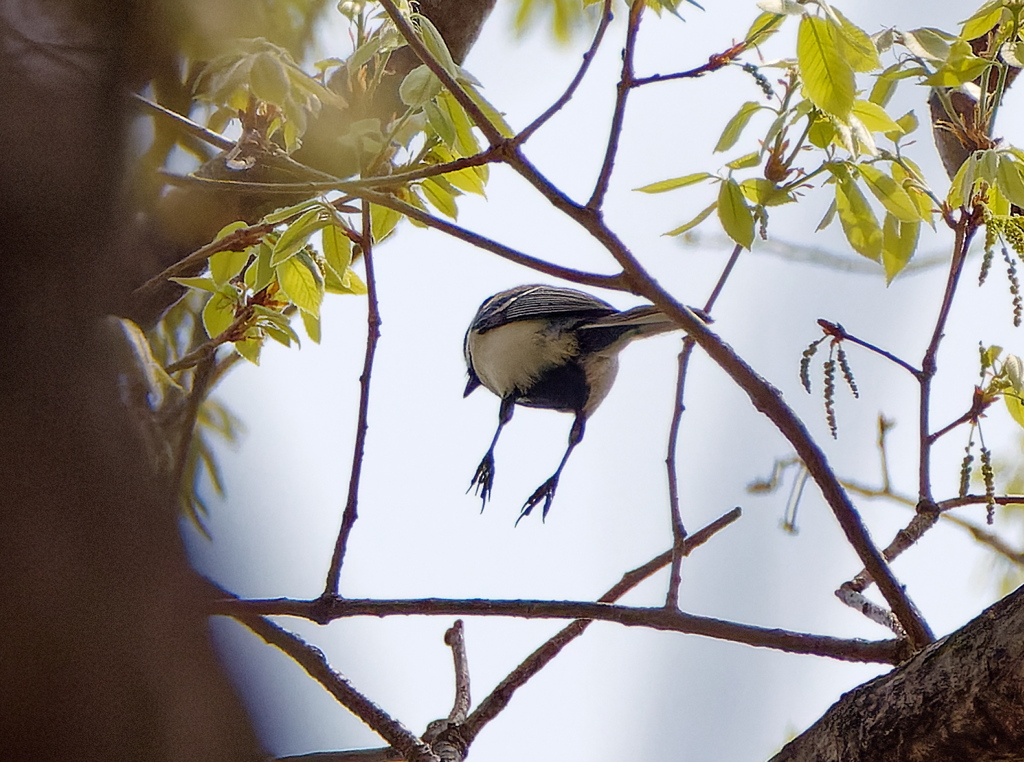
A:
<box><xmin>463</xmin><ymin>284</ymin><xmax>695</xmax><ymax>520</ymax></box>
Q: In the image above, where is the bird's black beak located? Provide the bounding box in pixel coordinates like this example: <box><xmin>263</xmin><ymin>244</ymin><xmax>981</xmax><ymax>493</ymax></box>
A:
<box><xmin>464</xmin><ymin>371</ymin><xmax>482</xmax><ymax>397</ymax></box>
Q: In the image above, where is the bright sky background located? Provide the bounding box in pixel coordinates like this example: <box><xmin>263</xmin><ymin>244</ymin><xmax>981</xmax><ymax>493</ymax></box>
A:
<box><xmin>185</xmin><ymin>1</ymin><xmax>1024</xmax><ymax>759</ymax></box>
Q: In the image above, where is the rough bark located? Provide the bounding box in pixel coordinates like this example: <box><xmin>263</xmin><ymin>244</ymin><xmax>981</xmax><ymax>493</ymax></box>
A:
<box><xmin>771</xmin><ymin>585</ymin><xmax>1024</xmax><ymax>762</ymax></box>
<box><xmin>0</xmin><ymin>2</ymin><xmax>263</xmax><ymax>760</ymax></box>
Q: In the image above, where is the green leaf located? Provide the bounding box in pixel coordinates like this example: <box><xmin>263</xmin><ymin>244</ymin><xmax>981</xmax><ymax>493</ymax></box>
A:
<box><xmin>263</xmin><ymin>199</ymin><xmax>323</xmax><ymax>224</ymax></box>
<box><xmin>665</xmin><ymin>202</ymin><xmax>717</xmax><ymax>236</ymax></box>
<box><xmin>851</xmin><ymin>100</ymin><xmax>902</xmax><ymax>135</ymax></box>
<box><xmin>421</xmin><ymin>177</ymin><xmax>459</xmax><ymax>219</ymax></box>
<box><xmin>797</xmin><ymin>15</ymin><xmax>855</xmax><ymax>120</ymax></box>
<box><xmin>857</xmin><ymin>164</ymin><xmax>920</xmax><ymax>222</ymax></box>
<box><xmin>209</xmin><ymin>248</ymin><xmax>251</xmax><ymax>286</ymax></box>
<box><xmin>635</xmin><ymin>173</ymin><xmax>714</xmax><ymax>193</ymax></box>
<box><xmin>746</xmin><ymin>11</ymin><xmax>787</xmax><ymax>47</ymax></box>
<box><xmin>249</xmin><ymin>52</ymin><xmax>290</xmax><ymax>106</ymax></box>
<box><xmin>272</xmin><ymin>208</ymin><xmax>329</xmax><ymax>266</ymax></box>
<box><xmin>170</xmin><ymin>276</ymin><xmax>218</xmax><ymax>293</ymax></box>
<box><xmin>816</xmin><ymin>198</ymin><xmax>838</xmax><ymax>231</ymax></box>
<box><xmin>322</xmin><ymin>222</ymin><xmax>353</xmax><ymax>279</ymax></box>
<box><xmin>414</xmin><ymin>14</ymin><xmax>459</xmax><ymax>77</ymax></box>
<box><xmin>717</xmin><ymin>179</ymin><xmax>755</xmax><ymax>249</ymax></box>
<box><xmin>438</xmin><ymin>91</ymin><xmax>481</xmax><ymax>156</ymax></box>
<box><xmin>997</xmin><ymin>154</ymin><xmax>1024</xmax><ymax>208</ymax></box>
<box><xmin>727</xmin><ymin>152</ymin><xmax>762</xmax><ymax>170</ymax></box>
<box><xmin>886</xmin><ymin>111</ymin><xmax>918</xmax><ymax>141</ymax></box>
<box><xmin>371</xmin><ymin>203</ymin><xmax>403</xmax><ymax>243</ymax></box>
<box><xmin>891</xmin><ymin>161</ymin><xmax>934</xmax><ymax>222</ymax></box>
<box><xmin>202</xmin><ymin>288</ymin><xmax>238</xmax><ymax>339</ymax></box>
<box><xmin>276</xmin><ymin>251</ymin><xmax>324</xmax><ymax>317</ymax></box>
<box><xmin>925</xmin><ymin>39</ymin><xmax>992</xmax><ymax>87</ymax></box>
<box><xmin>301</xmin><ymin>310</ymin><xmax>321</xmax><ymax>344</ymax></box>
<box><xmin>234</xmin><ymin>336</ymin><xmax>262</xmax><ymax>365</ymax></box>
<box><xmin>715</xmin><ymin>102</ymin><xmax>763</xmax><ymax>153</ymax></box>
<box><xmin>882</xmin><ymin>213</ymin><xmax>920</xmax><ymax>282</ymax></box>
<box><xmin>835</xmin><ymin>172</ymin><xmax>882</xmax><ymax>260</ymax></box>
<box><xmin>326</xmin><ymin>265</ymin><xmax>367</xmax><ymax>295</ymax></box>
<box><xmin>900</xmin><ymin>27</ymin><xmax>956</xmax><ymax>62</ymax></box>
<box><xmin>1005</xmin><ymin>394</ymin><xmax>1024</xmax><ymax>430</ymax></box>
<box><xmin>807</xmin><ymin>112</ymin><xmax>836</xmax><ymax>148</ymax></box>
<box><xmin>399</xmin><ymin>64</ymin><xmax>442</xmax><ymax>107</ymax></box>
<box><xmin>948</xmin><ymin>151</ymin><xmax>979</xmax><ymax>207</ymax></box>
<box><xmin>244</xmin><ymin>243</ymin><xmax>276</xmax><ymax>293</ymax></box>
<box><xmin>739</xmin><ymin>178</ymin><xmax>794</xmax><ymax>206</ymax></box>
<box><xmin>961</xmin><ymin>0</ymin><xmax>1007</xmax><ymax>40</ymax></box>
<box><xmin>832</xmin><ymin>8</ymin><xmax>881</xmax><ymax>73</ymax></box>
<box><xmin>462</xmin><ymin>83</ymin><xmax>515</xmax><ymax>138</ymax></box>
<box><xmin>425</xmin><ymin>101</ymin><xmax>456</xmax><ymax>146</ymax></box>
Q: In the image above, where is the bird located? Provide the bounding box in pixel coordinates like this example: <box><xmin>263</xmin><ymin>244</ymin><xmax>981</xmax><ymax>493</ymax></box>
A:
<box><xmin>463</xmin><ymin>284</ymin><xmax>697</xmax><ymax>521</ymax></box>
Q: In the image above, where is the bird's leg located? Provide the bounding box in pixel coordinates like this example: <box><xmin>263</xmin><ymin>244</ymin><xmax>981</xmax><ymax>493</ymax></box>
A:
<box><xmin>518</xmin><ymin>413</ymin><xmax>586</xmax><ymax>523</ymax></box>
<box><xmin>469</xmin><ymin>396</ymin><xmax>515</xmax><ymax>509</ymax></box>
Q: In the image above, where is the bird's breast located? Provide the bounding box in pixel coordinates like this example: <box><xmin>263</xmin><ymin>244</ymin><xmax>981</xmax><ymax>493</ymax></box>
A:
<box><xmin>468</xmin><ymin>319</ymin><xmax>579</xmax><ymax>399</ymax></box>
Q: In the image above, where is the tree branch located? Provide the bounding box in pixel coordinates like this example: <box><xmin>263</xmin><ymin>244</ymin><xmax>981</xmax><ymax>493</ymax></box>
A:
<box><xmin>323</xmin><ymin>203</ymin><xmax>379</xmax><ymax>598</ymax></box>
<box><xmin>216</xmin><ymin>595</ymin><xmax>904</xmax><ymax>665</ymax></box>
<box><xmin>234</xmin><ymin>613</ymin><xmax>438</xmax><ymax>762</ymax></box>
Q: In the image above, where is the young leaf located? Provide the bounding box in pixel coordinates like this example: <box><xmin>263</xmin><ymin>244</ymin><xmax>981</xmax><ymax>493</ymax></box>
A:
<box><xmin>851</xmin><ymin>100</ymin><xmax>902</xmax><ymax>135</ymax></box>
<box><xmin>835</xmin><ymin>174</ymin><xmax>882</xmax><ymax>260</ymax></box>
<box><xmin>635</xmin><ymin>173</ymin><xmax>714</xmax><ymax>193</ymax></box>
<box><xmin>169</xmin><ymin>276</ymin><xmax>218</xmax><ymax>293</ymax></box>
<box><xmin>882</xmin><ymin>213</ymin><xmax>920</xmax><ymax>282</ymax></box>
<box><xmin>832</xmin><ymin>8</ymin><xmax>881</xmax><ymax>73</ymax></box>
<box><xmin>209</xmin><ymin>248</ymin><xmax>251</xmax><ymax>286</ymax></box>
<box><xmin>202</xmin><ymin>288</ymin><xmax>238</xmax><ymax>339</ymax></box>
<box><xmin>727</xmin><ymin>152</ymin><xmax>762</xmax><ymax>170</ymax></box>
<box><xmin>272</xmin><ymin>209</ymin><xmax>329</xmax><ymax>266</ymax></box>
<box><xmin>322</xmin><ymin>222</ymin><xmax>353</xmax><ymax>279</ymax></box>
<box><xmin>797</xmin><ymin>15</ymin><xmax>855</xmax><ymax>119</ymax></box>
<box><xmin>715</xmin><ymin>102</ymin><xmax>763</xmax><ymax>153</ymax></box>
<box><xmin>301</xmin><ymin>310</ymin><xmax>322</xmax><ymax>344</ymax></box>
<box><xmin>997</xmin><ymin>154</ymin><xmax>1024</xmax><ymax>208</ymax></box>
<box><xmin>276</xmin><ymin>251</ymin><xmax>324</xmax><ymax>317</ymax></box>
<box><xmin>857</xmin><ymin>164</ymin><xmax>920</xmax><ymax>222</ymax></box>
<box><xmin>718</xmin><ymin>178</ymin><xmax>755</xmax><ymax>249</ymax></box>
<box><xmin>421</xmin><ymin>177</ymin><xmax>459</xmax><ymax>219</ymax></box>
<box><xmin>665</xmin><ymin>202</ymin><xmax>717</xmax><ymax>237</ymax></box>
<box><xmin>414</xmin><ymin>13</ymin><xmax>459</xmax><ymax>77</ymax></box>
<box><xmin>399</xmin><ymin>64</ymin><xmax>442</xmax><ymax>107</ymax></box>
<box><xmin>961</xmin><ymin>0</ymin><xmax>1007</xmax><ymax>40</ymax></box>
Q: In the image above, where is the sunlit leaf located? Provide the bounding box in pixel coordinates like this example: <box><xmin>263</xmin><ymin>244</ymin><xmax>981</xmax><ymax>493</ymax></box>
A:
<box><xmin>835</xmin><ymin>172</ymin><xmax>882</xmax><ymax>260</ymax></box>
<box><xmin>716</xmin><ymin>102</ymin><xmax>763</xmax><ymax>153</ymax></box>
<box><xmin>882</xmin><ymin>213</ymin><xmax>920</xmax><ymax>282</ymax></box>
<box><xmin>399</xmin><ymin>64</ymin><xmax>442</xmax><ymax>107</ymax></box>
<box><xmin>322</xmin><ymin>222</ymin><xmax>353</xmax><ymax>279</ymax></box>
<box><xmin>832</xmin><ymin>8</ymin><xmax>881</xmax><ymax>73</ymax></box>
<box><xmin>665</xmin><ymin>202</ymin><xmax>718</xmax><ymax>236</ymax></box>
<box><xmin>202</xmin><ymin>288</ymin><xmax>238</xmax><ymax>339</ymax></box>
<box><xmin>272</xmin><ymin>208</ymin><xmax>329</xmax><ymax>266</ymax></box>
<box><xmin>635</xmin><ymin>173</ymin><xmax>714</xmax><ymax>193</ymax></box>
<box><xmin>797</xmin><ymin>15</ymin><xmax>855</xmax><ymax>119</ymax></box>
<box><xmin>960</xmin><ymin>0</ymin><xmax>1007</xmax><ymax>40</ymax></box>
<box><xmin>718</xmin><ymin>178</ymin><xmax>755</xmax><ymax>249</ymax></box>
<box><xmin>857</xmin><ymin>164</ymin><xmax>920</xmax><ymax>222</ymax></box>
<box><xmin>276</xmin><ymin>251</ymin><xmax>324</xmax><ymax>317</ymax></box>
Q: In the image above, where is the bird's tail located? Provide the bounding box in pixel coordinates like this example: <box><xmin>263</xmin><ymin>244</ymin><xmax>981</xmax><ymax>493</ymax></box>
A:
<box><xmin>583</xmin><ymin>304</ymin><xmax>710</xmax><ymax>338</ymax></box>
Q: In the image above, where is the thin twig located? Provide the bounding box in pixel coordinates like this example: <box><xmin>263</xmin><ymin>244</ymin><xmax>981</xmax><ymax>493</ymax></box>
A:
<box><xmin>665</xmin><ymin>243</ymin><xmax>743</xmax><ymax>608</ymax></box>
<box><xmin>234</xmin><ymin>613</ymin><xmax>437</xmax><ymax>762</ymax></box>
<box><xmin>218</xmin><ymin>593</ymin><xmax>905</xmax><ymax>665</ymax></box>
<box><xmin>927</xmin><ymin>387</ymin><xmax>993</xmax><ymax>443</ymax></box>
<box><xmin>164</xmin><ymin>307</ymin><xmax>254</xmax><ymax>374</ymax></box>
<box><xmin>354</xmin><ymin>188</ymin><xmax>626</xmax><ymax>292</ymax></box>
<box><xmin>919</xmin><ymin>211</ymin><xmax>979</xmax><ymax>505</ymax></box>
<box><xmin>817</xmin><ymin>320</ymin><xmax>922</xmax><ymax>378</ymax></box>
<box><xmin>131</xmin><ymin>92</ymin><xmax>235</xmax><ymax>151</ymax></box>
<box><xmin>461</xmin><ymin>507</ymin><xmax>742</xmax><ymax>743</ymax></box>
<box><xmin>132</xmin><ymin>223</ymin><xmax>275</xmax><ymax>305</ymax></box>
<box><xmin>323</xmin><ymin>202</ymin><xmax>380</xmax><ymax>597</ymax></box>
<box><xmin>515</xmin><ymin>0</ymin><xmax>615</xmax><ymax>145</ymax></box>
<box><xmin>588</xmin><ymin>0</ymin><xmax>643</xmax><ymax>210</ymax></box>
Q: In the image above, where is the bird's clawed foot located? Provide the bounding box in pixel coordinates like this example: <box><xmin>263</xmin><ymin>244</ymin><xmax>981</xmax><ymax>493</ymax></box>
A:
<box><xmin>469</xmin><ymin>452</ymin><xmax>496</xmax><ymax>510</ymax></box>
<box><xmin>517</xmin><ymin>474</ymin><xmax>560</xmax><ymax>524</ymax></box>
